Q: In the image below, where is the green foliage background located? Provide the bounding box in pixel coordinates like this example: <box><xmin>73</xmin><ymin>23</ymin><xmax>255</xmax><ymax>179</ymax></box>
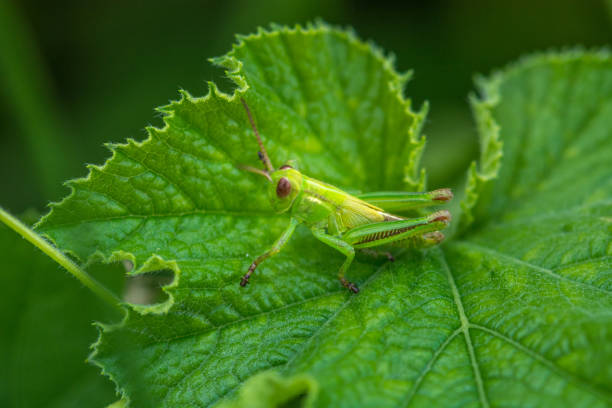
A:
<box><xmin>0</xmin><ymin>1</ymin><xmax>611</xmax><ymax>408</ymax></box>
<box><xmin>1</xmin><ymin>0</ymin><xmax>611</xmax><ymax>211</ymax></box>
<box><xmin>0</xmin><ymin>214</ymin><xmax>125</xmax><ymax>407</ymax></box>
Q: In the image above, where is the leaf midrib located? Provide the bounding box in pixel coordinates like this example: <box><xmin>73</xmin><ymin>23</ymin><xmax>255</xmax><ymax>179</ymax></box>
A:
<box><xmin>404</xmin><ymin>247</ymin><xmax>612</xmax><ymax>407</ymax></box>
<box><xmin>440</xmin><ymin>250</ymin><xmax>490</xmax><ymax>408</ymax></box>
<box><xmin>40</xmin><ymin>211</ymin><xmax>280</xmax><ymax>230</ymax></box>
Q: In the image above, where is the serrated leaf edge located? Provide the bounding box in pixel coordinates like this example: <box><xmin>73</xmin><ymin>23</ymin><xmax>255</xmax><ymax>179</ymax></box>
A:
<box><xmin>213</xmin><ymin>20</ymin><xmax>428</xmax><ymax>191</ymax></box>
<box><xmin>34</xmin><ymin>21</ymin><xmax>430</xmax><ymax>407</ymax></box>
<box><xmin>458</xmin><ymin>47</ymin><xmax>611</xmax><ymax>233</ymax></box>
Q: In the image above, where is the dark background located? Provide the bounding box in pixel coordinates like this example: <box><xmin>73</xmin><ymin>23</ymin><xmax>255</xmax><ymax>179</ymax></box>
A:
<box><xmin>1</xmin><ymin>0</ymin><xmax>611</xmax><ymax>213</ymax></box>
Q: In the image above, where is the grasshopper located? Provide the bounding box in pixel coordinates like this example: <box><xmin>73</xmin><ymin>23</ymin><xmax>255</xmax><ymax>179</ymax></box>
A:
<box><xmin>239</xmin><ymin>98</ymin><xmax>452</xmax><ymax>293</ymax></box>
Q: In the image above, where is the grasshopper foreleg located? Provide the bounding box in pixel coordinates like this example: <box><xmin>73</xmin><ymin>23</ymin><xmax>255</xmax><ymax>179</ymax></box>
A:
<box><xmin>241</xmin><ymin>218</ymin><xmax>299</xmax><ymax>287</ymax></box>
<box><xmin>311</xmin><ymin>229</ymin><xmax>359</xmax><ymax>293</ymax></box>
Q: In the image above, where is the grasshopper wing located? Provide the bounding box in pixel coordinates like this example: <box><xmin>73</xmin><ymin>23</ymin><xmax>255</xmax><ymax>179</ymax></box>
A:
<box><xmin>357</xmin><ymin>189</ymin><xmax>452</xmax><ymax>213</ymax></box>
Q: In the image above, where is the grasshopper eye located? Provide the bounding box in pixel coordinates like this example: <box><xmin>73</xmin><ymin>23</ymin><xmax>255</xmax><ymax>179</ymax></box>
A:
<box><xmin>276</xmin><ymin>177</ymin><xmax>292</xmax><ymax>198</ymax></box>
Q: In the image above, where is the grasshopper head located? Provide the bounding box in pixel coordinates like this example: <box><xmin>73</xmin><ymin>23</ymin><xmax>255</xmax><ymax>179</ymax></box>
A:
<box><xmin>268</xmin><ymin>165</ymin><xmax>302</xmax><ymax>213</ymax></box>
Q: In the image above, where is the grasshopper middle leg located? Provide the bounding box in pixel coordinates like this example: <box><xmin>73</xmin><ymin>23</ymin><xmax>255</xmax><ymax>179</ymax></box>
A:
<box><xmin>311</xmin><ymin>229</ymin><xmax>358</xmax><ymax>293</ymax></box>
<box><xmin>311</xmin><ymin>211</ymin><xmax>450</xmax><ymax>294</ymax></box>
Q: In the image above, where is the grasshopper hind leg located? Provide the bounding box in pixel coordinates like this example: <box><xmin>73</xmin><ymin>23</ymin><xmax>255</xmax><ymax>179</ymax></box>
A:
<box><xmin>344</xmin><ymin>210</ymin><xmax>451</xmax><ymax>251</ymax></box>
<box><xmin>390</xmin><ymin>230</ymin><xmax>446</xmax><ymax>249</ymax></box>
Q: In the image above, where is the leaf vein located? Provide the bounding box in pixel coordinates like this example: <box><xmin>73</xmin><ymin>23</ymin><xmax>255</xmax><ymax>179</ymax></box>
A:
<box><xmin>283</xmin><ymin>259</ymin><xmax>393</xmax><ymax>369</ymax></box>
<box><xmin>401</xmin><ymin>327</ymin><xmax>463</xmax><ymax>407</ymax></box>
<box><xmin>440</xmin><ymin>250</ymin><xmax>490</xmax><ymax>408</ymax></box>
<box><xmin>118</xmin><ymin>146</ymin><xmax>199</xmax><ymax>209</ymax></box>
<box><xmin>40</xmin><ymin>210</ymin><xmax>278</xmax><ymax>229</ymax></box>
<box><xmin>160</xmin><ymin>330</ymin><xmax>221</xmax><ymax>407</ymax></box>
<box><xmin>456</xmin><ymin>241</ymin><xmax>611</xmax><ymax>295</ymax></box>
<box><xmin>470</xmin><ymin>323</ymin><xmax>612</xmax><ymax>402</ymax></box>
<box><xmin>137</xmin><ymin>290</ymin><xmax>346</xmax><ymax>348</ymax></box>
<box><xmin>156</xmin><ymin>134</ymin><xmax>228</xmax><ymax>210</ymax></box>
<box><xmin>247</xmin><ymin>35</ymin><xmax>355</xmax><ymax>172</ymax></box>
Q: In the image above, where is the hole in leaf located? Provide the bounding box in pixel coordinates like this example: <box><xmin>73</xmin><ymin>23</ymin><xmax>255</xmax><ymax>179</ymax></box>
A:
<box><xmin>122</xmin><ymin>269</ymin><xmax>174</xmax><ymax>305</ymax></box>
<box><xmin>278</xmin><ymin>392</ymin><xmax>308</xmax><ymax>408</ymax></box>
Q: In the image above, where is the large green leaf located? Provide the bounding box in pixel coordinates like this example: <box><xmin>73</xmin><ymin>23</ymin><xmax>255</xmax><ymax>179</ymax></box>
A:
<box><xmin>0</xmin><ymin>216</ymin><xmax>122</xmax><ymax>407</ymax></box>
<box><xmin>36</xmin><ymin>23</ymin><xmax>611</xmax><ymax>407</ymax></box>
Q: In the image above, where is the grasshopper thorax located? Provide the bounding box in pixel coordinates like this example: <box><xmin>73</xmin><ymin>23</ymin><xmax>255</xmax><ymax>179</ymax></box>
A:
<box><xmin>268</xmin><ymin>166</ymin><xmax>303</xmax><ymax>213</ymax></box>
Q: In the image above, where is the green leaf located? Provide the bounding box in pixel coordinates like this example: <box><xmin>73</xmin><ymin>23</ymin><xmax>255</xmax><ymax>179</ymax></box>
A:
<box><xmin>216</xmin><ymin>371</ymin><xmax>318</xmax><ymax>408</ymax></box>
<box><xmin>449</xmin><ymin>50</ymin><xmax>612</xmax><ymax>404</ymax></box>
<box><xmin>0</xmin><ymin>215</ymin><xmax>122</xmax><ymax>407</ymax></box>
<box><xmin>458</xmin><ymin>74</ymin><xmax>503</xmax><ymax>231</ymax></box>
<box><xmin>36</xmin><ymin>22</ymin><xmax>611</xmax><ymax>408</ymax></box>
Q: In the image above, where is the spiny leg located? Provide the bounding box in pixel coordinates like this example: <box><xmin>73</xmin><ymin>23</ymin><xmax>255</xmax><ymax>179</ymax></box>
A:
<box><xmin>344</xmin><ymin>210</ymin><xmax>451</xmax><ymax>249</ymax></box>
<box><xmin>311</xmin><ymin>229</ymin><xmax>358</xmax><ymax>293</ymax></box>
<box><xmin>241</xmin><ymin>218</ymin><xmax>299</xmax><ymax>287</ymax></box>
<box><xmin>397</xmin><ymin>230</ymin><xmax>446</xmax><ymax>249</ymax></box>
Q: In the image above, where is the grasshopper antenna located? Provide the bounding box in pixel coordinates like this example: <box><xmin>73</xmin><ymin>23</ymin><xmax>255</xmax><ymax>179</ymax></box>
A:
<box><xmin>241</xmin><ymin>97</ymin><xmax>274</xmax><ymax>172</ymax></box>
<box><xmin>239</xmin><ymin>165</ymin><xmax>272</xmax><ymax>182</ymax></box>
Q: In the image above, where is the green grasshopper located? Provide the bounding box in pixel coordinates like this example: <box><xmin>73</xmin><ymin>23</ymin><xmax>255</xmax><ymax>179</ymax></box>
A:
<box><xmin>239</xmin><ymin>98</ymin><xmax>452</xmax><ymax>293</ymax></box>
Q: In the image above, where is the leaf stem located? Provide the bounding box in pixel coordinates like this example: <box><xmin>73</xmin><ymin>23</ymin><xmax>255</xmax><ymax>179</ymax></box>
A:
<box><xmin>0</xmin><ymin>207</ymin><xmax>123</xmax><ymax>313</ymax></box>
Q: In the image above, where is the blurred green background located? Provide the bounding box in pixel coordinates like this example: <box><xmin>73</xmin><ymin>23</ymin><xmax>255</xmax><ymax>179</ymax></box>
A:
<box><xmin>0</xmin><ymin>2</ymin><xmax>610</xmax><ymax>406</ymax></box>
<box><xmin>1</xmin><ymin>0</ymin><xmax>611</xmax><ymax>213</ymax></box>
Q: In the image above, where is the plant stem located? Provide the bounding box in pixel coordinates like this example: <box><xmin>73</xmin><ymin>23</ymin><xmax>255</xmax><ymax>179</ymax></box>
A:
<box><xmin>0</xmin><ymin>207</ymin><xmax>123</xmax><ymax>313</ymax></box>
